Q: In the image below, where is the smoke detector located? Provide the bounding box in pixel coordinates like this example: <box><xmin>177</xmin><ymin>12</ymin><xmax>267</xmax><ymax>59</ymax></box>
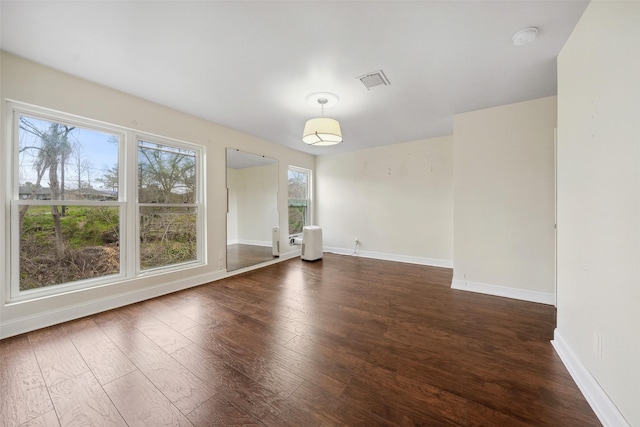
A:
<box><xmin>357</xmin><ymin>70</ymin><xmax>390</xmax><ymax>90</ymax></box>
<box><xmin>512</xmin><ymin>27</ymin><xmax>538</xmax><ymax>46</ymax></box>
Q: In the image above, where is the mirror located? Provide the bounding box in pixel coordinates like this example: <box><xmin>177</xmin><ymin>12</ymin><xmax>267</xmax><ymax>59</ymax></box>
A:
<box><xmin>226</xmin><ymin>149</ymin><xmax>279</xmax><ymax>271</ymax></box>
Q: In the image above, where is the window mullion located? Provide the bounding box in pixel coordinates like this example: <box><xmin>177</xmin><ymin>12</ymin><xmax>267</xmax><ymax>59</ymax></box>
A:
<box><xmin>8</xmin><ymin>111</ymin><xmax>20</xmax><ymax>300</ymax></box>
<box><xmin>124</xmin><ymin>130</ymin><xmax>138</xmax><ymax>278</ymax></box>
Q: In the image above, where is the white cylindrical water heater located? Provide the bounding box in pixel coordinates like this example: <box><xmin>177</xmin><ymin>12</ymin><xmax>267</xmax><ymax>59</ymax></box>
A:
<box><xmin>301</xmin><ymin>226</ymin><xmax>323</xmax><ymax>261</ymax></box>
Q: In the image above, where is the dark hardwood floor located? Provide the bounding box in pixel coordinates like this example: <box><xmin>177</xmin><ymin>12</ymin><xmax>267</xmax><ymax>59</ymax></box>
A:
<box><xmin>0</xmin><ymin>253</ymin><xmax>600</xmax><ymax>426</ymax></box>
<box><xmin>227</xmin><ymin>243</ymin><xmax>277</xmax><ymax>271</ymax></box>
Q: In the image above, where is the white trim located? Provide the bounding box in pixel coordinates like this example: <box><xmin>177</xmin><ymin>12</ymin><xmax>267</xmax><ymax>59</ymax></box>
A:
<box><xmin>0</xmin><ymin>253</ymin><xmax>301</xmax><ymax>340</ymax></box>
<box><xmin>236</xmin><ymin>239</ymin><xmax>271</xmax><ymax>247</ymax></box>
<box><xmin>277</xmin><ymin>250</ymin><xmax>301</xmax><ymax>261</ymax></box>
<box><xmin>552</xmin><ymin>329</ymin><xmax>630</xmax><ymax>427</ymax></box>
<box><xmin>553</xmin><ymin>126</ymin><xmax>558</xmax><ymax>308</ymax></box>
<box><xmin>324</xmin><ymin>246</ymin><xmax>453</xmax><ymax>269</ymax></box>
<box><xmin>0</xmin><ymin>271</ymin><xmax>212</xmax><ymax>339</ymax></box>
<box><xmin>451</xmin><ymin>278</ymin><xmax>555</xmax><ymax>305</ymax></box>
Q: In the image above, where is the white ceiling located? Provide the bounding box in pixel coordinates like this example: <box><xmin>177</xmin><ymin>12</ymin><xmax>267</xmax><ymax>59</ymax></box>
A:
<box><xmin>0</xmin><ymin>1</ymin><xmax>588</xmax><ymax>156</ymax></box>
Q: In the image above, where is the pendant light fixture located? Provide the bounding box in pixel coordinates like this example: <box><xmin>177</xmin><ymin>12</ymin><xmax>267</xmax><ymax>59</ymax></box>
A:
<box><xmin>303</xmin><ymin>92</ymin><xmax>342</xmax><ymax>146</ymax></box>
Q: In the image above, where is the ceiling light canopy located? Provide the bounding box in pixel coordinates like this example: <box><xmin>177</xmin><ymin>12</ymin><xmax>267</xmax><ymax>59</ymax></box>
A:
<box><xmin>303</xmin><ymin>93</ymin><xmax>342</xmax><ymax>146</ymax></box>
<box><xmin>306</xmin><ymin>92</ymin><xmax>340</xmax><ymax>108</ymax></box>
<box><xmin>512</xmin><ymin>27</ymin><xmax>538</xmax><ymax>46</ymax></box>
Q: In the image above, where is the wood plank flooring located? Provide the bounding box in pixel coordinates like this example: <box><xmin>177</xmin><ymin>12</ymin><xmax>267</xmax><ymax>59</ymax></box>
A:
<box><xmin>0</xmin><ymin>253</ymin><xmax>600</xmax><ymax>426</ymax></box>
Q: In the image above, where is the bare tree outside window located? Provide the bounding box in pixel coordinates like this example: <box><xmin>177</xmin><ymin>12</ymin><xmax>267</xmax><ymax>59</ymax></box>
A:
<box><xmin>19</xmin><ymin>117</ymin><xmax>73</xmax><ymax>256</ymax></box>
<box><xmin>288</xmin><ymin>167</ymin><xmax>310</xmax><ymax>235</ymax></box>
<box><xmin>10</xmin><ymin>105</ymin><xmax>203</xmax><ymax>301</ymax></box>
<box><xmin>17</xmin><ymin>115</ymin><xmax>120</xmax><ymax>291</ymax></box>
<box><xmin>69</xmin><ymin>142</ymin><xmax>94</xmax><ymax>195</ymax></box>
<box><xmin>138</xmin><ymin>140</ymin><xmax>198</xmax><ymax>270</ymax></box>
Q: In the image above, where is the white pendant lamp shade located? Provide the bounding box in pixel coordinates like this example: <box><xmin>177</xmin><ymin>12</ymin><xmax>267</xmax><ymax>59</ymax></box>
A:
<box><xmin>302</xmin><ymin>117</ymin><xmax>343</xmax><ymax>146</ymax></box>
<box><xmin>302</xmin><ymin>92</ymin><xmax>343</xmax><ymax>146</ymax></box>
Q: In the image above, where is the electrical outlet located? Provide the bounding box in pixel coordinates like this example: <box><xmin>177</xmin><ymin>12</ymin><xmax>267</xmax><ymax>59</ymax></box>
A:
<box><xmin>355</xmin><ymin>236</ymin><xmax>359</xmax><ymax>244</ymax></box>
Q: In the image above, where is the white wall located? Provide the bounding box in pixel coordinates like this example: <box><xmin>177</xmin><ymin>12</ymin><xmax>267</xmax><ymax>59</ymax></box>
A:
<box><xmin>316</xmin><ymin>136</ymin><xmax>453</xmax><ymax>267</ymax></box>
<box><xmin>452</xmin><ymin>97</ymin><xmax>556</xmax><ymax>304</ymax></box>
<box><xmin>0</xmin><ymin>51</ymin><xmax>313</xmax><ymax>338</ymax></box>
<box><xmin>236</xmin><ymin>163</ymin><xmax>279</xmax><ymax>245</ymax></box>
<box><xmin>556</xmin><ymin>2</ymin><xmax>640</xmax><ymax>425</ymax></box>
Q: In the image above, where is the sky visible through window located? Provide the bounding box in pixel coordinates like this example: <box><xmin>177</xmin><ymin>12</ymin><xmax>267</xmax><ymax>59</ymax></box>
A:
<box><xmin>18</xmin><ymin>115</ymin><xmax>119</xmax><ymax>193</ymax></box>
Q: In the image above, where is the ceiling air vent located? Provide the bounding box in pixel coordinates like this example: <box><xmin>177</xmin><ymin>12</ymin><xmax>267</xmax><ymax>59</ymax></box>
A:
<box><xmin>357</xmin><ymin>70</ymin><xmax>390</xmax><ymax>90</ymax></box>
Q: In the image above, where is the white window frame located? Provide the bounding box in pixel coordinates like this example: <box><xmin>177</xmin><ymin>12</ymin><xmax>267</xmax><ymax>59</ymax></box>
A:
<box><xmin>6</xmin><ymin>101</ymin><xmax>205</xmax><ymax>302</ymax></box>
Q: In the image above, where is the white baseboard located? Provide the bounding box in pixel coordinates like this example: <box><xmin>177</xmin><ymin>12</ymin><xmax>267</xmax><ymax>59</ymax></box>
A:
<box><xmin>0</xmin><ymin>269</ymin><xmax>221</xmax><ymax>339</ymax></box>
<box><xmin>451</xmin><ymin>278</ymin><xmax>555</xmax><ymax>305</ymax></box>
<box><xmin>275</xmin><ymin>250</ymin><xmax>300</xmax><ymax>260</ymax></box>
<box><xmin>552</xmin><ymin>329</ymin><xmax>630</xmax><ymax>427</ymax></box>
<box><xmin>0</xmin><ymin>253</ymin><xmax>300</xmax><ymax>340</ymax></box>
<box><xmin>237</xmin><ymin>239</ymin><xmax>271</xmax><ymax>247</ymax></box>
<box><xmin>323</xmin><ymin>246</ymin><xmax>453</xmax><ymax>269</ymax></box>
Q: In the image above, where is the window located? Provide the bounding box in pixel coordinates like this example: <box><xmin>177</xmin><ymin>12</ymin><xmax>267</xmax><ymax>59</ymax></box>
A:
<box><xmin>9</xmin><ymin>102</ymin><xmax>203</xmax><ymax>301</ymax></box>
<box><xmin>288</xmin><ymin>166</ymin><xmax>311</xmax><ymax>235</ymax></box>
<box><xmin>138</xmin><ymin>140</ymin><xmax>199</xmax><ymax>271</ymax></box>
<box><xmin>13</xmin><ymin>111</ymin><xmax>122</xmax><ymax>298</ymax></box>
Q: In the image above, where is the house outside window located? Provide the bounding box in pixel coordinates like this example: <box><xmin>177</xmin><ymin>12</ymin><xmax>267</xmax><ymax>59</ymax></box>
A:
<box><xmin>8</xmin><ymin>102</ymin><xmax>204</xmax><ymax>302</ymax></box>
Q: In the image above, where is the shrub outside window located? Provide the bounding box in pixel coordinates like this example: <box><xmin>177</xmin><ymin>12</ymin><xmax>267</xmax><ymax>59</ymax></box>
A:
<box><xmin>288</xmin><ymin>166</ymin><xmax>311</xmax><ymax>235</ymax></box>
<box><xmin>137</xmin><ymin>140</ymin><xmax>199</xmax><ymax>271</ymax></box>
<box><xmin>13</xmin><ymin>112</ymin><xmax>122</xmax><ymax>297</ymax></box>
<box><xmin>8</xmin><ymin>102</ymin><xmax>204</xmax><ymax>302</ymax></box>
